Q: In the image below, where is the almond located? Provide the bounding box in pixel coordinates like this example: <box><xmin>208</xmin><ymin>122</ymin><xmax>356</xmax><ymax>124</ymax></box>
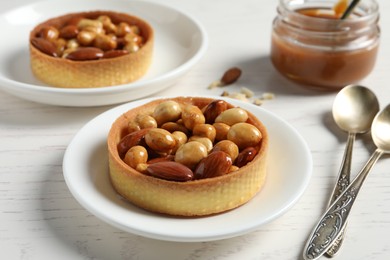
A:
<box><xmin>145</xmin><ymin>161</ymin><xmax>194</xmax><ymax>182</ymax></box>
<box><xmin>221</xmin><ymin>67</ymin><xmax>242</xmax><ymax>85</ymax></box>
<box><xmin>31</xmin><ymin>38</ymin><xmax>58</xmax><ymax>57</ymax></box>
<box><xmin>66</xmin><ymin>47</ymin><xmax>104</xmax><ymax>60</ymax></box>
<box><xmin>202</xmin><ymin>99</ymin><xmax>228</xmax><ymax>124</ymax></box>
<box><xmin>194</xmin><ymin>151</ymin><xmax>232</xmax><ymax>179</ymax></box>
<box><xmin>147</xmin><ymin>155</ymin><xmax>175</xmax><ymax>164</ymax></box>
<box><xmin>235</xmin><ymin>147</ymin><xmax>257</xmax><ymax>167</ymax></box>
<box><xmin>117</xmin><ymin>128</ymin><xmax>151</xmax><ymax>158</ymax></box>
<box><xmin>103</xmin><ymin>49</ymin><xmax>129</xmax><ymax>59</ymax></box>
<box><xmin>59</xmin><ymin>25</ymin><xmax>79</xmax><ymax>39</ymax></box>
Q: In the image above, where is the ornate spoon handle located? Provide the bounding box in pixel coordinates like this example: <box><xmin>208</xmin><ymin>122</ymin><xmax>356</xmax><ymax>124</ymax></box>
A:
<box><xmin>325</xmin><ymin>132</ymin><xmax>355</xmax><ymax>257</ymax></box>
<box><xmin>303</xmin><ymin>149</ymin><xmax>384</xmax><ymax>260</ymax></box>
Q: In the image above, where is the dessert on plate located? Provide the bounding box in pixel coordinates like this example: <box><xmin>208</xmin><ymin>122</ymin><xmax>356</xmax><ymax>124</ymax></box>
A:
<box><xmin>29</xmin><ymin>10</ymin><xmax>153</xmax><ymax>88</ymax></box>
<box><xmin>107</xmin><ymin>97</ymin><xmax>268</xmax><ymax>216</ymax></box>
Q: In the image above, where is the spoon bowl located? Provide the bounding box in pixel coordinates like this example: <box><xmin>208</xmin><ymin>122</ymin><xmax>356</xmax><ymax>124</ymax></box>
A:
<box><xmin>372</xmin><ymin>104</ymin><xmax>390</xmax><ymax>152</ymax></box>
<box><xmin>332</xmin><ymin>85</ymin><xmax>380</xmax><ymax>134</ymax></box>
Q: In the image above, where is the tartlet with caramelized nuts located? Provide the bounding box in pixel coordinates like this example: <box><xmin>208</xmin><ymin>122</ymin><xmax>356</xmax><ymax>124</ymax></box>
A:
<box><xmin>107</xmin><ymin>97</ymin><xmax>268</xmax><ymax>216</ymax></box>
<box><xmin>29</xmin><ymin>10</ymin><xmax>153</xmax><ymax>88</ymax></box>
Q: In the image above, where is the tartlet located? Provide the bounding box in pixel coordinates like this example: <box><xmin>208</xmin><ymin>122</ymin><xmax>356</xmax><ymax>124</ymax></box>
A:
<box><xmin>29</xmin><ymin>10</ymin><xmax>154</xmax><ymax>88</ymax></box>
<box><xmin>107</xmin><ymin>97</ymin><xmax>268</xmax><ymax>216</ymax></box>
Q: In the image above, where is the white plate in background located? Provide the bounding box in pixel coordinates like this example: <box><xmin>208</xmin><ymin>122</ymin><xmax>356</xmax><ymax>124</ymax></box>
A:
<box><xmin>0</xmin><ymin>0</ymin><xmax>208</xmax><ymax>106</ymax></box>
<box><xmin>63</xmin><ymin>97</ymin><xmax>313</xmax><ymax>242</ymax></box>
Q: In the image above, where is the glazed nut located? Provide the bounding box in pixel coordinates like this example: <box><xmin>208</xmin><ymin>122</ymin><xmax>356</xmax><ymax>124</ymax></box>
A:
<box><xmin>181</xmin><ymin>105</ymin><xmax>205</xmax><ymax>130</ymax></box>
<box><xmin>161</xmin><ymin>122</ymin><xmax>190</xmax><ymax>135</ymax></box>
<box><xmin>212</xmin><ymin>140</ymin><xmax>239</xmax><ymax>162</ymax></box>
<box><xmin>124</xmin><ymin>33</ymin><xmax>142</xmax><ymax>43</ymax></box>
<box><xmin>215</xmin><ymin>107</ymin><xmax>249</xmax><ymax>126</ymax></box>
<box><xmin>235</xmin><ymin>147</ymin><xmax>258</xmax><ymax>167</ymax></box>
<box><xmin>117</xmin><ymin>128</ymin><xmax>150</xmax><ymax>158</ymax></box>
<box><xmin>153</xmin><ymin>100</ymin><xmax>182</xmax><ymax>126</ymax></box>
<box><xmin>66</xmin><ymin>38</ymin><xmax>79</xmax><ymax>49</ymax></box>
<box><xmin>147</xmin><ymin>155</ymin><xmax>175</xmax><ymax>164</ymax></box>
<box><xmin>136</xmin><ymin>114</ymin><xmax>158</xmax><ymax>129</ymax></box>
<box><xmin>59</xmin><ymin>25</ymin><xmax>79</xmax><ymax>39</ymax></box>
<box><xmin>145</xmin><ymin>128</ymin><xmax>176</xmax><ymax>153</ymax></box>
<box><xmin>172</xmin><ymin>131</ymin><xmax>188</xmax><ymax>145</ymax></box>
<box><xmin>116</xmin><ymin>22</ymin><xmax>132</xmax><ymax>37</ymax></box>
<box><xmin>103</xmin><ymin>49</ymin><xmax>129</xmax><ymax>59</ymax></box>
<box><xmin>124</xmin><ymin>41</ymin><xmax>140</xmax><ymax>53</ymax></box>
<box><xmin>31</xmin><ymin>38</ymin><xmax>58</xmax><ymax>57</ymax></box>
<box><xmin>172</xmin><ymin>131</ymin><xmax>188</xmax><ymax>153</ymax></box>
<box><xmin>213</xmin><ymin>122</ymin><xmax>230</xmax><ymax>142</ymax></box>
<box><xmin>124</xmin><ymin>145</ymin><xmax>148</xmax><ymax>168</ymax></box>
<box><xmin>221</xmin><ymin>67</ymin><xmax>242</xmax><ymax>85</ymax></box>
<box><xmin>66</xmin><ymin>47</ymin><xmax>104</xmax><ymax>61</ymax></box>
<box><xmin>227</xmin><ymin>123</ymin><xmax>262</xmax><ymax>149</ymax></box>
<box><xmin>39</xmin><ymin>26</ymin><xmax>59</xmax><ymax>41</ymax></box>
<box><xmin>202</xmin><ymin>99</ymin><xmax>228</xmax><ymax>124</ymax></box>
<box><xmin>229</xmin><ymin>165</ymin><xmax>240</xmax><ymax>172</ymax></box>
<box><xmin>194</xmin><ymin>151</ymin><xmax>232</xmax><ymax>179</ymax></box>
<box><xmin>144</xmin><ymin>161</ymin><xmax>194</xmax><ymax>182</ymax></box>
<box><xmin>77</xmin><ymin>18</ymin><xmax>103</xmax><ymax>30</ymax></box>
<box><xmin>192</xmin><ymin>124</ymin><xmax>216</xmax><ymax>142</ymax></box>
<box><xmin>175</xmin><ymin>141</ymin><xmax>208</xmax><ymax>169</ymax></box>
<box><xmin>77</xmin><ymin>30</ymin><xmax>96</xmax><ymax>46</ymax></box>
<box><xmin>98</xmin><ymin>15</ymin><xmax>117</xmax><ymax>34</ymax></box>
<box><xmin>188</xmin><ymin>136</ymin><xmax>213</xmax><ymax>153</ymax></box>
<box><xmin>55</xmin><ymin>38</ymin><xmax>67</xmax><ymax>55</ymax></box>
<box><xmin>127</xmin><ymin>121</ymin><xmax>141</xmax><ymax>133</ymax></box>
<box><xmin>94</xmin><ymin>34</ymin><xmax>117</xmax><ymax>51</ymax></box>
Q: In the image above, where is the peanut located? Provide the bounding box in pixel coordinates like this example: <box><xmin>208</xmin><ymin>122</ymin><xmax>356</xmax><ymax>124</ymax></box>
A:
<box><xmin>181</xmin><ymin>105</ymin><xmax>205</xmax><ymax>130</ymax></box>
<box><xmin>175</xmin><ymin>141</ymin><xmax>207</xmax><ymax>169</ymax></box>
<box><xmin>124</xmin><ymin>145</ymin><xmax>148</xmax><ymax>168</ymax></box>
<box><xmin>192</xmin><ymin>124</ymin><xmax>216</xmax><ymax>142</ymax></box>
<box><xmin>227</xmin><ymin>123</ymin><xmax>262</xmax><ymax>149</ymax></box>
<box><xmin>153</xmin><ymin>101</ymin><xmax>182</xmax><ymax>126</ymax></box>
<box><xmin>215</xmin><ymin>107</ymin><xmax>248</xmax><ymax>126</ymax></box>
<box><xmin>145</xmin><ymin>128</ymin><xmax>176</xmax><ymax>153</ymax></box>
<box><xmin>212</xmin><ymin>140</ymin><xmax>239</xmax><ymax>162</ymax></box>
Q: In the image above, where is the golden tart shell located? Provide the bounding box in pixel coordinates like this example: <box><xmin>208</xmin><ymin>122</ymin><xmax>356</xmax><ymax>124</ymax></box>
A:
<box><xmin>29</xmin><ymin>11</ymin><xmax>153</xmax><ymax>88</ymax></box>
<box><xmin>107</xmin><ymin>97</ymin><xmax>268</xmax><ymax>216</ymax></box>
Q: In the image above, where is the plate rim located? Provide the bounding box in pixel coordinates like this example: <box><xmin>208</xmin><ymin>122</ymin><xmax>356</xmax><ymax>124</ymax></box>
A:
<box><xmin>63</xmin><ymin>96</ymin><xmax>313</xmax><ymax>242</ymax></box>
<box><xmin>0</xmin><ymin>0</ymin><xmax>208</xmax><ymax>105</ymax></box>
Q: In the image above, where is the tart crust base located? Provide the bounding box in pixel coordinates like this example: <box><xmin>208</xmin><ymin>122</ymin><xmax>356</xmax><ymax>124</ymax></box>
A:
<box><xmin>107</xmin><ymin>97</ymin><xmax>268</xmax><ymax>216</ymax></box>
<box><xmin>29</xmin><ymin>11</ymin><xmax>153</xmax><ymax>88</ymax></box>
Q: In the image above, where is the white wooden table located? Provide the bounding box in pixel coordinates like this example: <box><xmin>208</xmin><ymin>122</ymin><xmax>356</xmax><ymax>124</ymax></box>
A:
<box><xmin>1</xmin><ymin>0</ymin><xmax>390</xmax><ymax>259</ymax></box>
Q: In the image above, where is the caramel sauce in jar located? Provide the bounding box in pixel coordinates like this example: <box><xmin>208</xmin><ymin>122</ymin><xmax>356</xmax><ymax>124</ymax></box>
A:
<box><xmin>271</xmin><ymin>0</ymin><xmax>380</xmax><ymax>90</ymax></box>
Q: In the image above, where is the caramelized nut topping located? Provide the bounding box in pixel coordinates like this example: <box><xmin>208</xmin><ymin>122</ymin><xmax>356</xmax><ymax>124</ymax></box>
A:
<box><xmin>31</xmin><ymin>13</ymin><xmax>144</xmax><ymax>61</ymax></box>
<box><xmin>117</xmin><ymin>99</ymin><xmax>263</xmax><ymax>181</ymax></box>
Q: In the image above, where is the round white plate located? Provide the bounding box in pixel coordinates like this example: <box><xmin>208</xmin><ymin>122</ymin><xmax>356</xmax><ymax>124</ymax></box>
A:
<box><xmin>63</xmin><ymin>97</ymin><xmax>313</xmax><ymax>242</ymax></box>
<box><xmin>0</xmin><ymin>0</ymin><xmax>207</xmax><ymax>107</ymax></box>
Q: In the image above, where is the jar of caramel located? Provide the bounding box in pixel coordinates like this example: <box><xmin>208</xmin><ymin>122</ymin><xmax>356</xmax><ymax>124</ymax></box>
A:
<box><xmin>271</xmin><ymin>0</ymin><xmax>380</xmax><ymax>90</ymax></box>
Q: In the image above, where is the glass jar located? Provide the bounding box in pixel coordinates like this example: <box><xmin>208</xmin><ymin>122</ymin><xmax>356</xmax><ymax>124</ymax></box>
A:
<box><xmin>271</xmin><ymin>0</ymin><xmax>380</xmax><ymax>90</ymax></box>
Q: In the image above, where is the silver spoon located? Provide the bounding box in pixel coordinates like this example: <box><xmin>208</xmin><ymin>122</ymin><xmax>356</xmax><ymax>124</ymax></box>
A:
<box><xmin>325</xmin><ymin>85</ymin><xmax>379</xmax><ymax>257</ymax></box>
<box><xmin>303</xmin><ymin>104</ymin><xmax>390</xmax><ymax>260</ymax></box>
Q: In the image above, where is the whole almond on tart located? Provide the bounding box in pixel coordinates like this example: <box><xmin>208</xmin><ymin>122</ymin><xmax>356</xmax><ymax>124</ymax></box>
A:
<box><xmin>107</xmin><ymin>97</ymin><xmax>268</xmax><ymax>216</ymax></box>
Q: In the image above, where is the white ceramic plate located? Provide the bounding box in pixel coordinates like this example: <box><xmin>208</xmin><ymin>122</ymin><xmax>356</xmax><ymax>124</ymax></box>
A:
<box><xmin>0</xmin><ymin>0</ymin><xmax>207</xmax><ymax>107</ymax></box>
<box><xmin>63</xmin><ymin>97</ymin><xmax>313</xmax><ymax>242</ymax></box>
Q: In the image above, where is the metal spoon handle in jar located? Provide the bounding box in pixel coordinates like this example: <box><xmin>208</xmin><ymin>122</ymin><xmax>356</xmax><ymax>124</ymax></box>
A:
<box><xmin>325</xmin><ymin>132</ymin><xmax>355</xmax><ymax>257</ymax></box>
<box><xmin>303</xmin><ymin>149</ymin><xmax>384</xmax><ymax>260</ymax></box>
